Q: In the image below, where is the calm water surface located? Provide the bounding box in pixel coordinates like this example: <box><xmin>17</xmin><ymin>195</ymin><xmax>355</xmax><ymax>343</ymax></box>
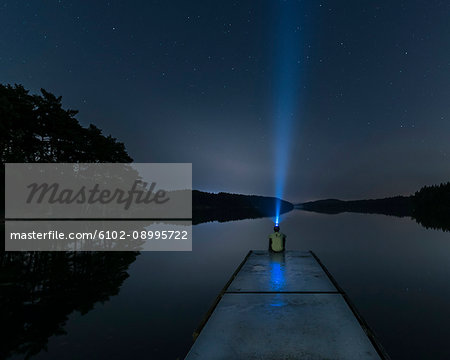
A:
<box><xmin>9</xmin><ymin>210</ymin><xmax>450</xmax><ymax>359</ymax></box>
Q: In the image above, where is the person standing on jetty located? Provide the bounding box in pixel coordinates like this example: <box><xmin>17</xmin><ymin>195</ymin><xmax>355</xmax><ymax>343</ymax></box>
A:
<box><xmin>269</xmin><ymin>225</ymin><xmax>286</xmax><ymax>252</ymax></box>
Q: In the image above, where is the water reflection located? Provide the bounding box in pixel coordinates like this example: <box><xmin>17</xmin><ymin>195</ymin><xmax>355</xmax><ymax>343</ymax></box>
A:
<box><xmin>269</xmin><ymin>252</ymin><xmax>287</xmax><ymax>308</ymax></box>
<box><xmin>0</xmin><ymin>251</ymin><xmax>138</xmax><ymax>360</ymax></box>
<box><xmin>269</xmin><ymin>252</ymin><xmax>286</xmax><ymax>292</ymax></box>
<box><xmin>2</xmin><ymin>210</ymin><xmax>450</xmax><ymax>359</ymax></box>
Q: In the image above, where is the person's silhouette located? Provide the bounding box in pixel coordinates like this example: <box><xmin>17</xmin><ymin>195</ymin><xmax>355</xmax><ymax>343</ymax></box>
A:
<box><xmin>268</xmin><ymin>225</ymin><xmax>286</xmax><ymax>252</ymax></box>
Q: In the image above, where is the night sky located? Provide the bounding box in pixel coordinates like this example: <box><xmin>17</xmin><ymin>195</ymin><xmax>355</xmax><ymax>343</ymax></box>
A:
<box><xmin>2</xmin><ymin>0</ymin><xmax>449</xmax><ymax>202</ymax></box>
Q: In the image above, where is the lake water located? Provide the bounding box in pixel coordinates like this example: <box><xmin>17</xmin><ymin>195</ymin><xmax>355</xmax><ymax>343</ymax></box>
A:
<box><xmin>6</xmin><ymin>210</ymin><xmax>450</xmax><ymax>359</ymax></box>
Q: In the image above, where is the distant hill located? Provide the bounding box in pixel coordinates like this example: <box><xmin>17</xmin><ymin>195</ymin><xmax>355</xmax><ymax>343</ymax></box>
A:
<box><xmin>193</xmin><ymin>190</ymin><xmax>293</xmax><ymax>225</ymax></box>
<box><xmin>297</xmin><ymin>182</ymin><xmax>450</xmax><ymax>232</ymax></box>
<box><xmin>299</xmin><ymin>196</ymin><xmax>413</xmax><ymax>217</ymax></box>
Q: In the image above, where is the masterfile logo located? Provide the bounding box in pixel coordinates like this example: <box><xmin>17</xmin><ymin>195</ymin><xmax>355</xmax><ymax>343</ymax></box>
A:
<box><xmin>5</xmin><ymin>163</ymin><xmax>192</xmax><ymax>219</ymax></box>
<box><xmin>5</xmin><ymin>163</ymin><xmax>192</xmax><ymax>251</ymax></box>
<box><xmin>26</xmin><ymin>180</ymin><xmax>170</xmax><ymax>209</ymax></box>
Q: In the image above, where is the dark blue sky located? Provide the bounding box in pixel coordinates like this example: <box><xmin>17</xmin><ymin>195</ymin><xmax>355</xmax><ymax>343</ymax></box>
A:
<box><xmin>1</xmin><ymin>0</ymin><xmax>449</xmax><ymax>202</ymax></box>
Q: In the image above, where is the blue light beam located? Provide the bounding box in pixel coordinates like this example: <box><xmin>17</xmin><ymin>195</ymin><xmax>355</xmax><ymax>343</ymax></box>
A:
<box><xmin>272</xmin><ymin>1</ymin><xmax>303</xmax><ymax>224</ymax></box>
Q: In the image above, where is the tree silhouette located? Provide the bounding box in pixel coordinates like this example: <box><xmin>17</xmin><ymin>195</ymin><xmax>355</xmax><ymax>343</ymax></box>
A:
<box><xmin>0</xmin><ymin>84</ymin><xmax>139</xmax><ymax>359</ymax></box>
<box><xmin>0</xmin><ymin>84</ymin><xmax>132</xmax><ymax>163</ymax></box>
<box><xmin>413</xmin><ymin>182</ymin><xmax>450</xmax><ymax>232</ymax></box>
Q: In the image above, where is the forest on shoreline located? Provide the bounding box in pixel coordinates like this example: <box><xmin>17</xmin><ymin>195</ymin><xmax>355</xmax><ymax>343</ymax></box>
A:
<box><xmin>299</xmin><ymin>182</ymin><xmax>450</xmax><ymax>232</ymax></box>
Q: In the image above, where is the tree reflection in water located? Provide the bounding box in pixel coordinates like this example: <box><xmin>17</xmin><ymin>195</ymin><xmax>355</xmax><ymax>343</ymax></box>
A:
<box><xmin>0</xmin><ymin>251</ymin><xmax>139</xmax><ymax>359</ymax></box>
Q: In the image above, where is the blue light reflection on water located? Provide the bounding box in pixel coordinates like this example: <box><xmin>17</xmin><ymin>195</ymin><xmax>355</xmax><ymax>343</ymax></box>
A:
<box><xmin>269</xmin><ymin>252</ymin><xmax>287</xmax><ymax>307</ymax></box>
